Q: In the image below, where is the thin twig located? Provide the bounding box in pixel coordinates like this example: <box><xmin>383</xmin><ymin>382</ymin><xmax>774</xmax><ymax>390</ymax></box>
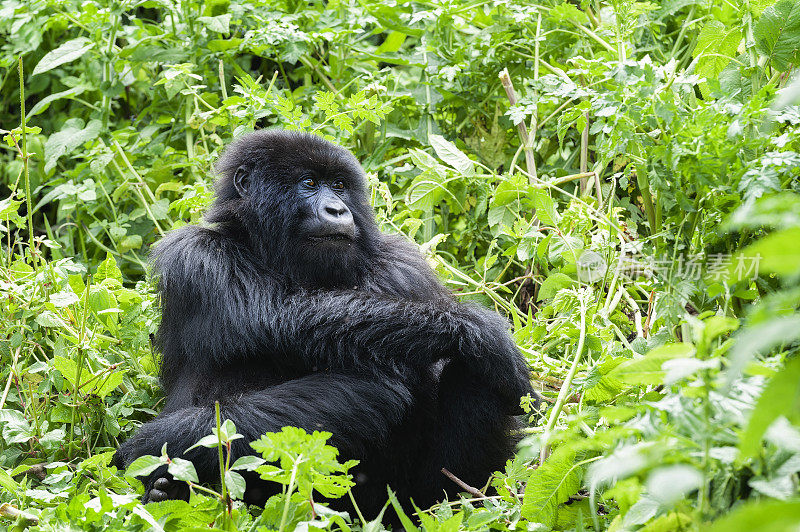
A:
<box><xmin>441</xmin><ymin>468</ymin><xmax>486</xmax><ymax>498</ymax></box>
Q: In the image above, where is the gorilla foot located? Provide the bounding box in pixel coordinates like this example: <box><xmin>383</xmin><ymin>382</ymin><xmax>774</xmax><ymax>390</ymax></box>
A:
<box><xmin>144</xmin><ymin>476</ymin><xmax>189</xmax><ymax>503</ymax></box>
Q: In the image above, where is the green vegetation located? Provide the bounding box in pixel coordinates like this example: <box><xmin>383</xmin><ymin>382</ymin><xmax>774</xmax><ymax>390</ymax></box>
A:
<box><xmin>2</xmin><ymin>0</ymin><xmax>800</xmax><ymax>529</ymax></box>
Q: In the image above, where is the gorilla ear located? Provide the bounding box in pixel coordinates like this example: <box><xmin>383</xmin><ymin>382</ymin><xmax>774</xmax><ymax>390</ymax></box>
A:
<box><xmin>233</xmin><ymin>165</ymin><xmax>250</xmax><ymax>197</ymax></box>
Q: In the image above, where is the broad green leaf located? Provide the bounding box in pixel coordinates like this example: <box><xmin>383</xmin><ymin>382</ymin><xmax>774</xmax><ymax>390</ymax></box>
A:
<box><xmin>44</xmin><ymin>118</ymin><xmax>102</xmax><ymax>173</ymax></box>
<box><xmin>35</xmin><ymin>310</ymin><xmax>65</xmax><ymax>328</ymax></box>
<box><xmin>32</xmin><ymin>38</ymin><xmax>94</xmax><ymax>76</ymax></box>
<box><xmin>492</xmin><ymin>174</ymin><xmax>529</xmax><ymax>206</ymax></box>
<box><xmin>126</xmin><ymin>455</ymin><xmax>166</xmax><ymax>478</ymax></box>
<box><xmin>168</xmin><ymin>457</ymin><xmax>199</xmax><ymax>483</ymax></box>
<box><xmin>224</xmin><ymin>470</ymin><xmax>246</xmax><ymax>499</ymax></box>
<box><xmin>197</xmin><ymin>14</ymin><xmax>231</xmax><ymax>33</ymax></box>
<box><xmin>406</xmin><ymin>170</ymin><xmax>447</xmax><ymax>211</ymax></box>
<box><xmin>429</xmin><ymin>134</ymin><xmax>474</xmax><ymax>176</ymax></box>
<box><xmin>739</xmin><ymin>356</ymin><xmax>800</xmax><ymax>459</ymax></box>
<box><xmin>49</xmin><ymin>291</ymin><xmax>79</xmax><ymax>307</ymax></box>
<box><xmin>754</xmin><ymin>0</ymin><xmax>800</xmax><ymax>71</ymax></box>
<box><xmin>531</xmin><ymin>189</ymin><xmax>558</xmax><ymax>226</ymax></box>
<box><xmin>538</xmin><ymin>273</ymin><xmax>574</xmax><ymax>300</ymax></box>
<box><xmin>27</xmin><ymin>86</ymin><xmax>87</xmax><ymax>118</ymax></box>
<box><xmin>693</xmin><ymin>21</ymin><xmax>742</xmax><ymax>97</ymax></box>
<box><xmin>739</xmin><ymin>227</ymin><xmax>800</xmax><ymax>277</ymax></box>
<box><xmin>95</xmin><ymin>253</ymin><xmax>122</xmax><ymax>283</ymax></box>
<box><xmin>609</xmin><ymin>343</ymin><xmax>696</xmax><ymax>385</ymax></box>
<box><xmin>231</xmin><ymin>455</ymin><xmax>266</xmax><ymax>471</ymax></box>
<box><xmin>521</xmin><ymin>446</ymin><xmax>582</xmax><ymax>527</ymax></box>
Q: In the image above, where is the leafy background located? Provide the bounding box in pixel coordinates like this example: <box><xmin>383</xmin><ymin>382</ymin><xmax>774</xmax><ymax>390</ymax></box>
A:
<box><xmin>1</xmin><ymin>0</ymin><xmax>800</xmax><ymax>530</ymax></box>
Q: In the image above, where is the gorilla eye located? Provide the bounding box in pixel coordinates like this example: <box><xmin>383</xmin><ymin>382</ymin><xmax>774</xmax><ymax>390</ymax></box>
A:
<box><xmin>332</xmin><ymin>180</ymin><xmax>346</xmax><ymax>191</ymax></box>
<box><xmin>302</xmin><ymin>178</ymin><xmax>317</xmax><ymax>188</ymax></box>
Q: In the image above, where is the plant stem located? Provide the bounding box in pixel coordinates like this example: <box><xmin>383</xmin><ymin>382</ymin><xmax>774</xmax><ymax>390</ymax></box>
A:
<box><xmin>279</xmin><ymin>455</ymin><xmax>301</xmax><ymax>532</ymax></box>
<box><xmin>18</xmin><ymin>58</ymin><xmax>36</xmax><ymax>269</ymax></box>
<box><xmin>540</xmin><ymin>291</ymin><xmax>587</xmax><ymax>463</ymax></box>
<box><xmin>214</xmin><ymin>401</ymin><xmax>230</xmax><ymax>519</ymax></box>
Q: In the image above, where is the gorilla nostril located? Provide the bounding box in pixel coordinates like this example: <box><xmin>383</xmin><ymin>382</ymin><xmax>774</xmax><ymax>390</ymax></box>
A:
<box><xmin>325</xmin><ymin>203</ymin><xmax>348</xmax><ymax>217</ymax></box>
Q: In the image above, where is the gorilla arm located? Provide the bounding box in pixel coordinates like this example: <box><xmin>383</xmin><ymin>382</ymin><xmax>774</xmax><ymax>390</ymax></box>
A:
<box><xmin>153</xmin><ymin>226</ymin><xmax>532</xmax><ymax>410</ymax></box>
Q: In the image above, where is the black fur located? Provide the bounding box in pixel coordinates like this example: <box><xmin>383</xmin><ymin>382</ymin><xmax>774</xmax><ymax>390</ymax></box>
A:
<box><xmin>115</xmin><ymin>130</ymin><xmax>535</xmax><ymax>516</ymax></box>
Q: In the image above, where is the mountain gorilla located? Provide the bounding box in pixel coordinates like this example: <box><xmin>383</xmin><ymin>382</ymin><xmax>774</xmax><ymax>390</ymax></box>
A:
<box><xmin>115</xmin><ymin>130</ymin><xmax>535</xmax><ymax>517</ymax></box>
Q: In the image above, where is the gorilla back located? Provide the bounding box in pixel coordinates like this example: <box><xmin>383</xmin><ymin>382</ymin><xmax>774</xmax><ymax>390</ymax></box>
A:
<box><xmin>115</xmin><ymin>130</ymin><xmax>535</xmax><ymax>517</ymax></box>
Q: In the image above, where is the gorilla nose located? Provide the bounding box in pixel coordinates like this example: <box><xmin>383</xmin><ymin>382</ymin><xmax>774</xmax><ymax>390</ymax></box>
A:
<box><xmin>318</xmin><ymin>200</ymin><xmax>354</xmax><ymax>234</ymax></box>
<box><xmin>324</xmin><ymin>201</ymin><xmax>349</xmax><ymax>218</ymax></box>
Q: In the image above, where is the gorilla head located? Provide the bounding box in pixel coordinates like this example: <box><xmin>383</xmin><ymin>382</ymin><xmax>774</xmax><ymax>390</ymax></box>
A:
<box><xmin>209</xmin><ymin>130</ymin><xmax>379</xmax><ymax>288</ymax></box>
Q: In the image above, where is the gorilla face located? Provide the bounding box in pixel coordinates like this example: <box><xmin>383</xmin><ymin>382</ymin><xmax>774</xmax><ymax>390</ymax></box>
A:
<box><xmin>208</xmin><ymin>130</ymin><xmax>379</xmax><ymax>289</ymax></box>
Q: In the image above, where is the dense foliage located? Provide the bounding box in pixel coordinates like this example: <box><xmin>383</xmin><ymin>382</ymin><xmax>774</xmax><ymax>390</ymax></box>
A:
<box><xmin>1</xmin><ymin>0</ymin><xmax>800</xmax><ymax>530</ymax></box>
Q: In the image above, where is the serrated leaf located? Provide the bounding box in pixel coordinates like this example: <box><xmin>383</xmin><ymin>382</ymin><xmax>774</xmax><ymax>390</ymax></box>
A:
<box><xmin>32</xmin><ymin>38</ymin><xmax>94</xmax><ymax>76</ymax></box>
<box><xmin>406</xmin><ymin>170</ymin><xmax>447</xmax><ymax>211</ymax></box>
<box><xmin>693</xmin><ymin>21</ymin><xmax>742</xmax><ymax>97</ymax></box>
<box><xmin>429</xmin><ymin>134</ymin><xmax>474</xmax><ymax>175</ymax></box>
<box><xmin>531</xmin><ymin>189</ymin><xmax>558</xmax><ymax>226</ymax></box>
<box><xmin>44</xmin><ymin>118</ymin><xmax>102</xmax><ymax>173</ymax></box>
<box><xmin>521</xmin><ymin>446</ymin><xmax>582</xmax><ymax>527</ymax></box>
<box><xmin>95</xmin><ymin>253</ymin><xmax>122</xmax><ymax>283</ymax></box>
<box><xmin>538</xmin><ymin>273</ymin><xmax>574</xmax><ymax>301</ymax></box>
<box><xmin>35</xmin><ymin>310</ymin><xmax>65</xmax><ymax>328</ymax></box>
<box><xmin>198</xmin><ymin>14</ymin><xmax>231</xmax><ymax>33</ymax></box>
<box><xmin>609</xmin><ymin>343</ymin><xmax>696</xmax><ymax>385</ymax></box>
<box><xmin>755</xmin><ymin>0</ymin><xmax>800</xmax><ymax>71</ymax></box>
<box><xmin>49</xmin><ymin>291</ymin><xmax>79</xmax><ymax>307</ymax></box>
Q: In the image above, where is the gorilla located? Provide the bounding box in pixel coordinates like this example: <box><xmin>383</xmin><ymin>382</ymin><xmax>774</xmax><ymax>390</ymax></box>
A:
<box><xmin>115</xmin><ymin>129</ymin><xmax>535</xmax><ymax>518</ymax></box>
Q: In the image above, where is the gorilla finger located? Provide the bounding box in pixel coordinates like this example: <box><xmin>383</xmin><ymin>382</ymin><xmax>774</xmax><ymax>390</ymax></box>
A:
<box><xmin>154</xmin><ymin>477</ymin><xmax>170</xmax><ymax>490</ymax></box>
<box><xmin>148</xmin><ymin>489</ymin><xmax>168</xmax><ymax>502</ymax></box>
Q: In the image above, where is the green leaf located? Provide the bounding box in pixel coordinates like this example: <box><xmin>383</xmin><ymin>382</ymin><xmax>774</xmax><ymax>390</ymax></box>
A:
<box><xmin>538</xmin><ymin>273</ymin><xmax>574</xmax><ymax>301</ymax></box>
<box><xmin>198</xmin><ymin>14</ymin><xmax>231</xmax><ymax>33</ymax></box>
<box><xmin>754</xmin><ymin>0</ymin><xmax>800</xmax><ymax>71</ymax></box>
<box><xmin>739</xmin><ymin>228</ymin><xmax>800</xmax><ymax>277</ymax></box>
<box><xmin>739</xmin><ymin>356</ymin><xmax>800</xmax><ymax>459</ymax></box>
<box><xmin>406</xmin><ymin>170</ymin><xmax>447</xmax><ymax>211</ymax></box>
<box><xmin>376</xmin><ymin>31</ymin><xmax>407</xmax><ymax>53</ymax></box>
<box><xmin>126</xmin><ymin>454</ymin><xmax>166</xmax><ymax>477</ymax></box>
<box><xmin>610</xmin><ymin>343</ymin><xmax>696</xmax><ymax>385</ymax></box>
<box><xmin>27</xmin><ymin>86</ymin><xmax>87</xmax><ymax>118</ymax></box>
<box><xmin>35</xmin><ymin>310</ymin><xmax>65</xmax><ymax>328</ymax></box>
<box><xmin>168</xmin><ymin>457</ymin><xmax>199</xmax><ymax>483</ymax></box>
<box><xmin>521</xmin><ymin>446</ymin><xmax>582</xmax><ymax>527</ymax></box>
<box><xmin>693</xmin><ymin>21</ymin><xmax>742</xmax><ymax>97</ymax></box>
<box><xmin>0</xmin><ymin>468</ymin><xmax>20</xmax><ymax>494</ymax></box>
<box><xmin>231</xmin><ymin>455</ymin><xmax>266</xmax><ymax>471</ymax></box>
<box><xmin>531</xmin><ymin>189</ymin><xmax>558</xmax><ymax>226</ymax></box>
<box><xmin>95</xmin><ymin>253</ymin><xmax>122</xmax><ymax>284</ymax></box>
<box><xmin>225</xmin><ymin>470</ymin><xmax>246</xmax><ymax>499</ymax></box>
<box><xmin>708</xmin><ymin>500</ymin><xmax>800</xmax><ymax>532</ymax></box>
<box><xmin>49</xmin><ymin>291</ymin><xmax>79</xmax><ymax>307</ymax></box>
<box><xmin>429</xmin><ymin>134</ymin><xmax>474</xmax><ymax>175</ymax></box>
<box><xmin>44</xmin><ymin>118</ymin><xmax>102</xmax><ymax>173</ymax></box>
<box><xmin>32</xmin><ymin>38</ymin><xmax>94</xmax><ymax>76</ymax></box>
